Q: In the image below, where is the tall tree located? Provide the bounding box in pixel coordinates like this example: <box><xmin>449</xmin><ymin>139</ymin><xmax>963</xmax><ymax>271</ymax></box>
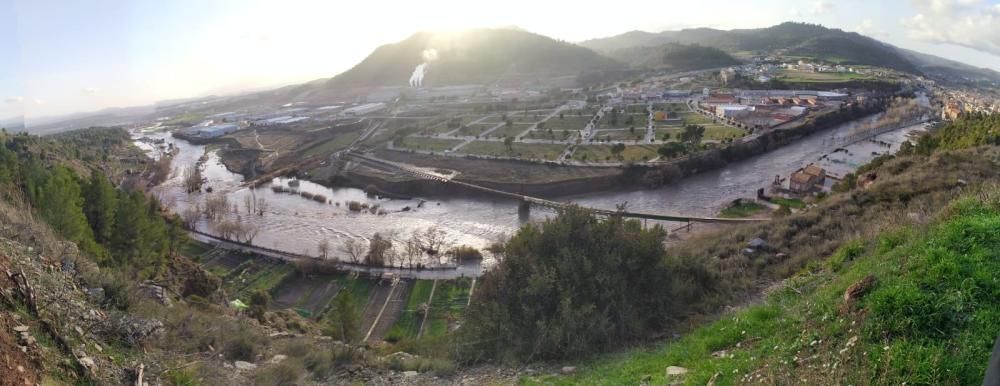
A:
<box><xmin>82</xmin><ymin>171</ymin><xmax>118</xmax><ymax>244</ymax></box>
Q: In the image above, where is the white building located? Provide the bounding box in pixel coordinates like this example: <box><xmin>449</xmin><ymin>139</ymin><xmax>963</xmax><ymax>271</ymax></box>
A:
<box><xmin>341</xmin><ymin>103</ymin><xmax>386</xmax><ymax>116</ymax></box>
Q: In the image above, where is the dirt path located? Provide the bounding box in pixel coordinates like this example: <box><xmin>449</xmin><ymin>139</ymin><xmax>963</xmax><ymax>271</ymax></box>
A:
<box><xmin>360</xmin><ymin>281</ymin><xmax>394</xmax><ymax>340</ymax></box>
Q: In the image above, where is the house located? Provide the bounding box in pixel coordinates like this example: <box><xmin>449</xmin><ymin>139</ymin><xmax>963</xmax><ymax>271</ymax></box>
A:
<box><xmin>942</xmin><ymin>101</ymin><xmax>963</xmax><ymax>121</ymax></box>
<box><xmin>789</xmin><ymin>164</ymin><xmax>826</xmax><ymax>193</ymax></box>
<box><xmin>720</xmin><ymin>68</ymin><xmax>737</xmax><ymax>85</ymax></box>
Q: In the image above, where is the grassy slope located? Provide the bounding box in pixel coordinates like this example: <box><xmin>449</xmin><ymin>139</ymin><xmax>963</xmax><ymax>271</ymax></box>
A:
<box><xmin>526</xmin><ymin>191</ymin><xmax>1000</xmax><ymax>385</ymax></box>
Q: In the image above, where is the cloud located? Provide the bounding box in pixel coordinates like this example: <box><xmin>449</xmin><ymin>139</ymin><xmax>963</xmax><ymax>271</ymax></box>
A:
<box><xmin>82</xmin><ymin>87</ymin><xmax>101</xmax><ymax>94</ymax></box>
<box><xmin>903</xmin><ymin>0</ymin><xmax>1000</xmax><ymax>56</ymax></box>
<box><xmin>4</xmin><ymin>96</ymin><xmax>24</xmax><ymax>104</ymax></box>
<box><xmin>32</xmin><ymin>99</ymin><xmax>43</xmax><ymax>105</ymax></box>
<box><xmin>855</xmin><ymin>18</ymin><xmax>889</xmax><ymax>38</ymax></box>
<box><xmin>810</xmin><ymin>0</ymin><xmax>834</xmax><ymax>16</ymax></box>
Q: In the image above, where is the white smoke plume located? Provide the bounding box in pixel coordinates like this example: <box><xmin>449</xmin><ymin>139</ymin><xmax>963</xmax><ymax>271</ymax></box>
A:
<box><xmin>409</xmin><ymin>48</ymin><xmax>439</xmax><ymax>87</ymax></box>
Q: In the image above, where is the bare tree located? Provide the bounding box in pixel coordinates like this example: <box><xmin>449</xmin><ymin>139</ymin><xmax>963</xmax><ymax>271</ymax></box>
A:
<box><xmin>180</xmin><ymin>204</ymin><xmax>201</xmax><ymax>229</ymax></box>
<box><xmin>256</xmin><ymin>198</ymin><xmax>268</xmax><ymax>216</ymax></box>
<box><xmin>340</xmin><ymin>238</ymin><xmax>365</xmax><ymax>264</ymax></box>
<box><xmin>416</xmin><ymin>226</ymin><xmax>447</xmax><ymax>255</ymax></box>
<box><xmin>203</xmin><ymin>194</ymin><xmax>229</xmax><ymax>221</ymax></box>
<box><xmin>183</xmin><ymin>165</ymin><xmax>202</xmax><ymax>193</ymax></box>
<box><xmin>404</xmin><ymin>236</ymin><xmax>422</xmax><ymax>268</ymax></box>
<box><xmin>318</xmin><ymin>238</ymin><xmax>330</xmax><ymax>259</ymax></box>
<box><xmin>366</xmin><ymin>233</ymin><xmax>392</xmax><ymax>266</ymax></box>
<box><xmin>244</xmin><ymin>194</ymin><xmax>254</xmax><ymax>214</ymax></box>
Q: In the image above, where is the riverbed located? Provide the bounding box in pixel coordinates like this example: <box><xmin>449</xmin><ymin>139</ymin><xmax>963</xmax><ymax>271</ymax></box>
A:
<box><xmin>132</xmin><ymin>115</ymin><xmax>926</xmax><ymax>277</ymax></box>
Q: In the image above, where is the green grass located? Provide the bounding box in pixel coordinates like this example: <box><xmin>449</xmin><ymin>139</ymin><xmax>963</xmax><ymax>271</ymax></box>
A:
<box><xmin>601</xmin><ymin>114</ymin><xmax>648</xmax><ymax>130</ymax></box>
<box><xmin>659</xmin><ymin>125</ymin><xmax>746</xmax><ymax>141</ymax></box>
<box><xmin>457</xmin><ymin>141</ymin><xmax>566</xmax><ymax>160</ymax></box>
<box><xmin>522</xmin><ymin>129</ymin><xmax>577</xmax><ymax>141</ymax></box>
<box><xmin>592</xmin><ymin>129</ymin><xmax>646</xmax><ymax>142</ymax></box>
<box><xmin>424</xmin><ymin>278</ymin><xmax>472</xmax><ymax>337</ymax></box>
<box><xmin>770</xmin><ymin>197</ymin><xmax>805</xmax><ymax>209</ymax></box>
<box><xmin>395</xmin><ymin>137</ymin><xmax>463</xmax><ymax>152</ymax></box>
<box><xmin>652</xmin><ymin>103</ymin><xmax>690</xmax><ymax>112</ymax></box>
<box><xmin>452</xmin><ymin>123</ymin><xmax>499</xmax><ymax>137</ymax></box>
<box><xmin>719</xmin><ymin>202</ymin><xmax>766</xmax><ymax>218</ymax></box>
<box><xmin>539</xmin><ymin>116</ymin><xmax>594</xmax><ymax>131</ymax></box>
<box><xmin>524</xmin><ymin>192</ymin><xmax>1000</xmax><ymax>385</ymax></box>
<box><xmin>572</xmin><ymin>145</ymin><xmax>659</xmax><ymax>163</ymax></box>
<box><xmin>486</xmin><ymin>124</ymin><xmax>533</xmax><ymax>139</ymax></box>
<box><xmin>386</xmin><ymin>280</ymin><xmax>435</xmax><ymax>341</ymax></box>
<box><xmin>302</xmin><ymin>131</ymin><xmax>361</xmax><ymax>157</ymax></box>
<box><xmin>339</xmin><ymin>274</ymin><xmax>375</xmax><ymax>312</ymax></box>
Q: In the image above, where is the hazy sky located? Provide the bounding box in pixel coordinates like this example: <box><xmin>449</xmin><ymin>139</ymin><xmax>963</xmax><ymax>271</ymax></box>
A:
<box><xmin>2</xmin><ymin>0</ymin><xmax>999</xmax><ymax>120</ymax></box>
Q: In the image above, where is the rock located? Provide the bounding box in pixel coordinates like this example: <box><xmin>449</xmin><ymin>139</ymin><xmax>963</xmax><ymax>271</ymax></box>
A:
<box><xmin>85</xmin><ymin>287</ymin><xmax>105</xmax><ymax>303</ymax></box>
<box><xmin>747</xmin><ymin>238</ymin><xmax>768</xmax><ymax>249</ymax></box>
<box><xmin>402</xmin><ymin>371</ymin><xmax>419</xmax><ymax>377</ymax></box>
<box><xmin>711</xmin><ymin>350</ymin><xmax>728</xmax><ymax>358</ymax></box>
<box><xmin>561</xmin><ymin>366</ymin><xmax>576</xmax><ymax>374</ymax></box>
<box><xmin>665</xmin><ymin>366</ymin><xmax>688</xmax><ymax>376</ymax></box>
<box><xmin>776</xmin><ymin>252</ymin><xmax>788</xmax><ymax>259</ymax></box>
<box><xmin>234</xmin><ymin>361</ymin><xmax>257</xmax><ymax>371</ymax></box>
<box><xmin>640</xmin><ymin>374</ymin><xmax>652</xmax><ymax>384</ymax></box>
<box><xmin>12</xmin><ymin>325</ymin><xmax>29</xmax><ymax>332</ymax></box>
<box><xmin>78</xmin><ymin>357</ymin><xmax>95</xmax><ymax>371</ymax></box>
<box><xmin>844</xmin><ymin>275</ymin><xmax>877</xmax><ymax>303</ymax></box>
<box><xmin>268</xmin><ymin>354</ymin><xmax>287</xmax><ymax>364</ymax></box>
<box><xmin>707</xmin><ymin>372</ymin><xmax>720</xmax><ymax>386</ymax></box>
<box><xmin>74</xmin><ymin>325</ymin><xmax>84</xmax><ymax>336</ymax></box>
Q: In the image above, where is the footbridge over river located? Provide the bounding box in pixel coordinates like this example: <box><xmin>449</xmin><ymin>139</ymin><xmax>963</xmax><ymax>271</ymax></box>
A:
<box><xmin>344</xmin><ymin>152</ymin><xmax>767</xmax><ymax>224</ymax></box>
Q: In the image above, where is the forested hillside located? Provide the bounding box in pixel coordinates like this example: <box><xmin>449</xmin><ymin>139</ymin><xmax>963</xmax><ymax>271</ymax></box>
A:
<box><xmin>611</xmin><ymin>43</ymin><xmax>740</xmax><ymax>71</ymax></box>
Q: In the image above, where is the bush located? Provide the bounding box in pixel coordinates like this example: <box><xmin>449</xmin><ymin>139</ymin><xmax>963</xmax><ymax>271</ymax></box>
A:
<box><xmin>254</xmin><ymin>359</ymin><xmax>304</xmax><ymax>386</ymax></box>
<box><xmin>446</xmin><ymin>245</ymin><xmax>483</xmax><ymax>263</ymax></box>
<box><xmin>223</xmin><ymin>331</ymin><xmax>260</xmax><ymax>361</ymax></box>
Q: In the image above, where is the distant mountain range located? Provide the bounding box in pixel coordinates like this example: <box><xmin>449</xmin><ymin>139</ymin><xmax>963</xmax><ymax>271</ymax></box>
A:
<box><xmin>610</xmin><ymin>43</ymin><xmax>740</xmax><ymax>71</ymax></box>
<box><xmin>581</xmin><ymin>22</ymin><xmax>1000</xmax><ymax>84</ymax></box>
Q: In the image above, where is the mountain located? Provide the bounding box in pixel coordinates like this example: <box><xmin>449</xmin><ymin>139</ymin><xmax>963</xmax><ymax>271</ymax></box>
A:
<box><xmin>612</xmin><ymin>43</ymin><xmax>741</xmax><ymax>71</ymax></box>
<box><xmin>584</xmin><ymin>22</ymin><xmax>920</xmax><ymax>74</ymax></box>
<box><xmin>324</xmin><ymin>28</ymin><xmax>621</xmax><ymax>89</ymax></box>
<box><xmin>897</xmin><ymin>47</ymin><xmax>1000</xmax><ymax>84</ymax></box>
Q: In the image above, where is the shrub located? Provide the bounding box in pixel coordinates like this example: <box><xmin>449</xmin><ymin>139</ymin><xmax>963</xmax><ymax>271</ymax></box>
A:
<box><xmin>223</xmin><ymin>332</ymin><xmax>259</xmax><ymax>361</ymax></box>
<box><xmin>254</xmin><ymin>359</ymin><xmax>304</xmax><ymax>386</ymax></box>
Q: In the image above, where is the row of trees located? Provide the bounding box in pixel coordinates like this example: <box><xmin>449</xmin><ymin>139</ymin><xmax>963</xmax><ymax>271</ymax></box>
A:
<box><xmin>321</xmin><ymin>226</ymin><xmax>479</xmax><ymax>268</ymax></box>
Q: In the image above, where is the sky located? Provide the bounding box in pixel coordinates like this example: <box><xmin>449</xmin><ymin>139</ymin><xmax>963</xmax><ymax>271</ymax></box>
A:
<box><xmin>2</xmin><ymin>0</ymin><xmax>999</xmax><ymax>121</ymax></box>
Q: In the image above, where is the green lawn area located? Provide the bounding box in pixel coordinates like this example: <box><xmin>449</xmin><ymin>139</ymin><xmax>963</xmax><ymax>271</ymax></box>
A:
<box><xmin>302</xmin><ymin>130</ymin><xmax>362</xmax><ymax>157</ymax></box>
<box><xmin>452</xmin><ymin>123</ymin><xmax>499</xmax><ymax>137</ymax></box>
<box><xmin>770</xmin><ymin>197</ymin><xmax>806</xmax><ymax>209</ymax></box>
<box><xmin>385</xmin><ymin>280</ymin><xmax>435</xmax><ymax>342</ymax></box>
<box><xmin>593</xmin><ymin>129</ymin><xmax>646</xmax><ymax>142</ymax></box>
<box><xmin>601</xmin><ymin>114</ymin><xmax>648</xmax><ymax>129</ymax></box>
<box><xmin>425</xmin><ymin>278</ymin><xmax>472</xmax><ymax>337</ymax></box>
<box><xmin>484</xmin><ymin>124</ymin><xmax>533</xmax><ymax>139</ymax></box>
<box><xmin>540</xmin><ymin>116</ymin><xmax>594</xmax><ymax>131</ymax></box>
<box><xmin>572</xmin><ymin>145</ymin><xmax>659</xmax><ymax>163</ymax></box>
<box><xmin>457</xmin><ymin>141</ymin><xmax>566</xmax><ymax>160</ymax></box>
<box><xmin>652</xmin><ymin>103</ymin><xmax>690</xmax><ymax>113</ymax></box>
<box><xmin>522</xmin><ymin>129</ymin><xmax>577</xmax><ymax>141</ymax></box>
<box><xmin>524</xmin><ymin>197</ymin><xmax>1000</xmax><ymax>385</ymax></box>
<box><xmin>719</xmin><ymin>202</ymin><xmax>766</xmax><ymax>218</ymax></box>
<box><xmin>482</xmin><ymin>114</ymin><xmax>542</xmax><ymax>124</ymax></box>
<box><xmin>223</xmin><ymin>261</ymin><xmax>295</xmax><ymax>300</ymax></box>
<box><xmin>658</xmin><ymin>125</ymin><xmax>746</xmax><ymax>141</ymax></box>
<box><xmin>340</xmin><ymin>274</ymin><xmax>375</xmax><ymax>312</ymax></box>
<box><xmin>395</xmin><ymin>137</ymin><xmax>463</xmax><ymax>152</ymax></box>
<box><xmin>779</xmin><ymin>69</ymin><xmax>871</xmax><ymax>83</ymax></box>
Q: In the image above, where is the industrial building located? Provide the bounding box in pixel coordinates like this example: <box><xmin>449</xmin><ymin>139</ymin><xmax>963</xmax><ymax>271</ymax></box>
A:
<box><xmin>184</xmin><ymin>123</ymin><xmax>240</xmax><ymax>138</ymax></box>
<box><xmin>341</xmin><ymin>102</ymin><xmax>386</xmax><ymax>116</ymax></box>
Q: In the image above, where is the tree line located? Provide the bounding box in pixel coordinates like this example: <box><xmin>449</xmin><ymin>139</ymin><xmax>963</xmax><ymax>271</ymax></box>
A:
<box><xmin>0</xmin><ymin>130</ymin><xmax>181</xmax><ymax>277</ymax></box>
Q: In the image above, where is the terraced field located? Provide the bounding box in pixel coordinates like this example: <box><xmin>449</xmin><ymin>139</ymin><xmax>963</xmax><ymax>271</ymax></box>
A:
<box><xmin>395</xmin><ymin>137</ymin><xmax>463</xmax><ymax>152</ymax></box>
<box><xmin>457</xmin><ymin>141</ymin><xmax>567</xmax><ymax>160</ymax></box>
<box><xmin>572</xmin><ymin>145</ymin><xmax>659</xmax><ymax>163</ymax></box>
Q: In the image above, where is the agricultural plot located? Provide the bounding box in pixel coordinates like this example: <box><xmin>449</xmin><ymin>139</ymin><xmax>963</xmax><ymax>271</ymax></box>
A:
<box><xmin>395</xmin><ymin>137</ymin><xmax>463</xmax><ymax>152</ymax></box>
<box><xmin>270</xmin><ymin>273</ymin><xmax>342</xmax><ymax>318</ymax></box>
<box><xmin>481</xmin><ymin>114</ymin><xmax>542</xmax><ymax>124</ymax></box>
<box><xmin>522</xmin><ymin>129</ymin><xmax>577</xmax><ymax>141</ymax></box>
<box><xmin>451</xmin><ymin>123</ymin><xmax>500</xmax><ymax>137</ymax></box>
<box><xmin>364</xmin><ymin>279</ymin><xmax>413</xmax><ymax>342</ymax></box>
<box><xmin>301</xmin><ymin>131</ymin><xmax>362</xmax><ymax>158</ymax></box>
<box><xmin>539</xmin><ymin>116</ymin><xmax>594</xmax><ymax>131</ymax></box>
<box><xmin>385</xmin><ymin>280</ymin><xmax>435</xmax><ymax>341</ymax></box>
<box><xmin>592</xmin><ymin>129</ymin><xmax>646</xmax><ymax>142</ymax></box>
<box><xmin>658</xmin><ymin>125</ymin><xmax>746</xmax><ymax>141</ymax></box>
<box><xmin>572</xmin><ymin>145</ymin><xmax>659</xmax><ymax>163</ymax></box>
<box><xmin>600</xmin><ymin>114</ymin><xmax>648</xmax><ymax>130</ymax></box>
<box><xmin>485</xmin><ymin>123</ymin><xmax>533</xmax><ymax>139</ymax></box>
<box><xmin>652</xmin><ymin>103</ymin><xmax>690</xmax><ymax>113</ymax></box>
<box><xmin>457</xmin><ymin>141</ymin><xmax>567</xmax><ymax>160</ymax></box>
<box><xmin>780</xmin><ymin>69</ymin><xmax>870</xmax><ymax>83</ymax></box>
<box><xmin>423</xmin><ymin>278</ymin><xmax>473</xmax><ymax>337</ymax></box>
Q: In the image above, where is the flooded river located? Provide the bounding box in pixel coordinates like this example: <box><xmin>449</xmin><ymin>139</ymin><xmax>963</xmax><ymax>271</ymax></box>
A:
<box><xmin>133</xmin><ymin>115</ymin><xmax>925</xmax><ymax>277</ymax></box>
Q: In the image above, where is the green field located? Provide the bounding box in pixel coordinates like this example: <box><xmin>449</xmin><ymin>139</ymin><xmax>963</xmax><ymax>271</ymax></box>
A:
<box><xmin>395</xmin><ymin>137</ymin><xmax>463</xmax><ymax>152</ymax></box>
<box><xmin>451</xmin><ymin>123</ymin><xmax>500</xmax><ymax>137</ymax></box>
<box><xmin>302</xmin><ymin>131</ymin><xmax>362</xmax><ymax>157</ymax></box>
<box><xmin>484</xmin><ymin>124</ymin><xmax>533</xmax><ymax>139</ymax></box>
<box><xmin>385</xmin><ymin>280</ymin><xmax>435</xmax><ymax>341</ymax></box>
<box><xmin>522</xmin><ymin>129</ymin><xmax>577</xmax><ymax>141</ymax></box>
<box><xmin>601</xmin><ymin>114</ymin><xmax>648</xmax><ymax>129</ymax></box>
<box><xmin>658</xmin><ymin>125</ymin><xmax>746</xmax><ymax>141</ymax></box>
<box><xmin>719</xmin><ymin>202</ymin><xmax>766</xmax><ymax>218</ymax></box>
<box><xmin>592</xmin><ymin>129</ymin><xmax>646</xmax><ymax>142</ymax></box>
<box><xmin>572</xmin><ymin>145</ymin><xmax>659</xmax><ymax>163</ymax></box>
<box><xmin>424</xmin><ymin>279</ymin><xmax>472</xmax><ymax>337</ymax></box>
<box><xmin>457</xmin><ymin>141</ymin><xmax>566</xmax><ymax>160</ymax></box>
<box><xmin>780</xmin><ymin>69</ymin><xmax>870</xmax><ymax>83</ymax></box>
<box><xmin>652</xmin><ymin>103</ymin><xmax>690</xmax><ymax>113</ymax></box>
<box><xmin>539</xmin><ymin>116</ymin><xmax>594</xmax><ymax>131</ymax></box>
